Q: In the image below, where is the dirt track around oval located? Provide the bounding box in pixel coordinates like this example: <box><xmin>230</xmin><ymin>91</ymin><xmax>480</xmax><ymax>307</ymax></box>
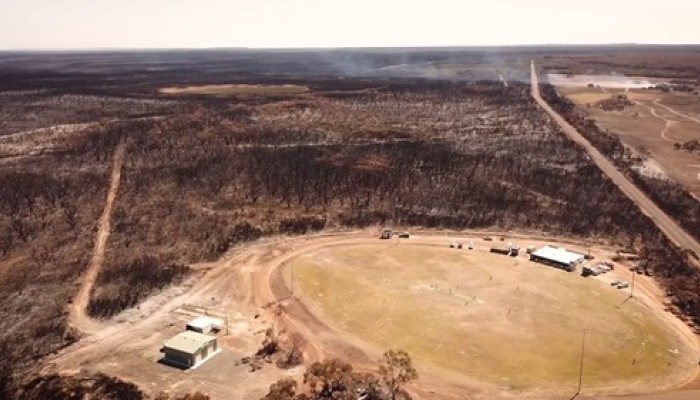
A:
<box><xmin>256</xmin><ymin>232</ymin><xmax>700</xmax><ymax>399</ymax></box>
<box><xmin>51</xmin><ymin>230</ymin><xmax>700</xmax><ymax>400</ymax></box>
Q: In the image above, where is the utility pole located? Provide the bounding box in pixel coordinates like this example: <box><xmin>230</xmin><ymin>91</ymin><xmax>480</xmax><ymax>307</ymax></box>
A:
<box><xmin>289</xmin><ymin>262</ymin><xmax>294</xmax><ymax>297</ymax></box>
<box><xmin>631</xmin><ymin>269</ymin><xmax>635</xmax><ymax>298</ymax></box>
<box><xmin>576</xmin><ymin>328</ymin><xmax>588</xmax><ymax>397</ymax></box>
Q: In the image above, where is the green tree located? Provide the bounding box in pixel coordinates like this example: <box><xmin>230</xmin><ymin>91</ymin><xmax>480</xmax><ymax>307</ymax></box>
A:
<box><xmin>378</xmin><ymin>350</ymin><xmax>418</xmax><ymax>400</ymax></box>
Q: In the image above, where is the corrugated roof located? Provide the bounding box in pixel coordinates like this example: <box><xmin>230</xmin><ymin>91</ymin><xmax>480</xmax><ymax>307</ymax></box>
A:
<box><xmin>531</xmin><ymin>246</ymin><xmax>584</xmax><ymax>265</ymax></box>
<box><xmin>163</xmin><ymin>331</ymin><xmax>216</xmax><ymax>354</ymax></box>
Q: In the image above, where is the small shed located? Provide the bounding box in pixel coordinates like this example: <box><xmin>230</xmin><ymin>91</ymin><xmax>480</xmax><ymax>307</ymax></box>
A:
<box><xmin>186</xmin><ymin>316</ymin><xmax>225</xmax><ymax>334</ymax></box>
<box><xmin>162</xmin><ymin>331</ymin><xmax>218</xmax><ymax>368</ymax></box>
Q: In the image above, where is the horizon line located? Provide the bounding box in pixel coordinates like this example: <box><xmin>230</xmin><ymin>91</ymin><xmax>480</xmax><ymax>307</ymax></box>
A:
<box><xmin>2</xmin><ymin>43</ymin><xmax>700</xmax><ymax>53</ymax></box>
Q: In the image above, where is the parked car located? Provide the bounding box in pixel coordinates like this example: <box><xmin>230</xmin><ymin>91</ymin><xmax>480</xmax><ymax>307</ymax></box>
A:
<box><xmin>398</xmin><ymin>232</ymin><xmax>410</xmax><ymax>239</ymax></box>
<box><xmin>645</xmin><ymin>269</ymin><xmax>654</xmax><ymax>277</ymax></box>
<box><xmin>449</xmin><ymin>241</ymin><xmax>456</xmax><ymax>248</ymax></box>
<box><xmin>457</xmin><ymin>242</ymin><xmax>463</xmax><ymax>249</ymax></box>
<box><xmin>483</xmin><ymin>236</ymin><xmax>493</xmax><ymax>241</ymax></box>
<box><xmin>468</xmin><ymin>241</ymin><xmax>475</xmax><ymax>250</ymax></box>
<box><xmin>617</xmin><ymin>281</ymin><xmax>630</xmax><ymax>289</ymax></box>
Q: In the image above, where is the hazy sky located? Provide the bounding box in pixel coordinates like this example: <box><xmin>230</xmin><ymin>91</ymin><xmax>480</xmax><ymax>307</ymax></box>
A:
<box><xmin>1</xmin><ymin>0</ymin><xmax>699</xmax><ymax>49</ymax></box>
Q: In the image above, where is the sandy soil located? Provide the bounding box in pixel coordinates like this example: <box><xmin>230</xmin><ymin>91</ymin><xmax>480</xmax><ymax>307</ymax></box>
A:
<box><xmin>49</xmin><ymin>230</ymin><xmax>700</xmax><ymax>400</ymax></box>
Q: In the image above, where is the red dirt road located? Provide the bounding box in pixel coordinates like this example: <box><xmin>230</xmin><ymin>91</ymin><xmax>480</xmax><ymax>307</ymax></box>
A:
<box><xmin>68</xmin><ymin>139</ymin><xmax>127</xmax><ymax>334</ymax></box>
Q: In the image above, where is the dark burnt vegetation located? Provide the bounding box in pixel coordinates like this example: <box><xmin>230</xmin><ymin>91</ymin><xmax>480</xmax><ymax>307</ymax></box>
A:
<box><xmin>5</xmin><ymin>367</ymin><xmax>210</xmax><ymax>400</ymax></box>
<box><xmin>0</xmin><ymin>100</ymin><xmax>191</xmax><ymax>377</ymax></box>
<box><xmin>0</xmin><ymin>90</ymin><xmax>184</xmax><ymax>137</ymax></box>
<box><xmin>112</xmin><ymin>81</ymin><xmax>652</xmax><ymax>241</ymax></box>
<box><xmin>95</xmin><ymin>79</ymin><xmax>700</xmax><ymax>328</ymax></box>
<box><xmin>539</xmin><ymin>49</ymin><xmax>700</xmax><ymax>79</ymax></box>
<box><xmin>11</xmin><ymin>371</ymin><xmax>147</xmax><ymax>400</ymax></box>
<box><xmin>87</xmin><ymin>255</ymin><xmax>190</xmax><ymax>319</ymax></box>
<box><xmin>3</xmin><ymin>49</ymin><xmax>700</xmax><ymax>397</ymax></box>
<box><xmin>0</xmin><ymin>160</ymin><xmax>106</xmax><ymax>368</ymax></box>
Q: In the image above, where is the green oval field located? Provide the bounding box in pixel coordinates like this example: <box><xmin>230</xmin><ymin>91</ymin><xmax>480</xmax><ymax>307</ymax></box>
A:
<box><xmin>287</xmin><ymin>243</ymin><xmax>691</xmax><ymax>391</ymax></box>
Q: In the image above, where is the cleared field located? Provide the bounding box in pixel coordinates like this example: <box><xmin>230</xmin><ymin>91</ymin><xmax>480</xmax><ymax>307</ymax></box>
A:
<box><xmin>288</xmin><ymin>243</ymin><xmax>691</xmax><ymax>391</ymax></box>
<box><xmin>159</xmin><ymin>83</ymin><xmax>310</xmax><ymax>96</ymax></box>
<box><xmin>559</xmin><ymin>86</ymin><xmax>700</xmax><ymax>196</ymax></box>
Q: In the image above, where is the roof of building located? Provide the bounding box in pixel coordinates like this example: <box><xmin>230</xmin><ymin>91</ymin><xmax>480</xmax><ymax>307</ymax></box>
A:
<box><xmin>187</xmin><ymin>316</ymin><xmax>225</xmax><ymax>330</ymax></box>
<box><xmin>531</xmin><ymin>246</ymin><xmax>585</xmax><ymax>265</ymax></box>
<box><xmin>163</xmin><ymin>331</ymin><xmax>216</xmax><ymax>354</ymax></box>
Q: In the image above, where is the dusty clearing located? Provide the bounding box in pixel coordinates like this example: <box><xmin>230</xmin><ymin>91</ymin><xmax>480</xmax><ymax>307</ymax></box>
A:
<box><xmin>287</xmin><ymin>243</ymin><xmax>694</xmax><ymax>394</ymax></box>
<box><xmin>159</xmin><ymin>84</ymin><xmax>310</xmax><ymax>96</ymax></box>
<box><xmin>558</xmin><ymin>86</ymin><xmax>700</xmax><ymax>197</ymax></box>
<box><xmin>51</xmin><ymin>231</ymin><xmax>700</xmax><ymax>399</ymax></box>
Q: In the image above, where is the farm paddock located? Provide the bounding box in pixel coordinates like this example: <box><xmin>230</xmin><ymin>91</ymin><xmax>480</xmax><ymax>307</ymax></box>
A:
<box><xmin>555</xmin><ymin>85</ymin><xmax>700</xmax><ymax>198</ymax></box>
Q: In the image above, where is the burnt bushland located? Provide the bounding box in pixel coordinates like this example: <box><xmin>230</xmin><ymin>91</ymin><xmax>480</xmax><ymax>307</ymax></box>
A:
<box><xmin>2</xmin><ymin>69</ymin><xmax>700</xmax><ymax>394</ymax></box>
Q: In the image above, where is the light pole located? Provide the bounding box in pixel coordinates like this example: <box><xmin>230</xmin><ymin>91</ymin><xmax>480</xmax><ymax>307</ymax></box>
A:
<box><xmin>576</xmin><ymin>328</ymin><xmax>588</xmax><ymax>396</ymax></box>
